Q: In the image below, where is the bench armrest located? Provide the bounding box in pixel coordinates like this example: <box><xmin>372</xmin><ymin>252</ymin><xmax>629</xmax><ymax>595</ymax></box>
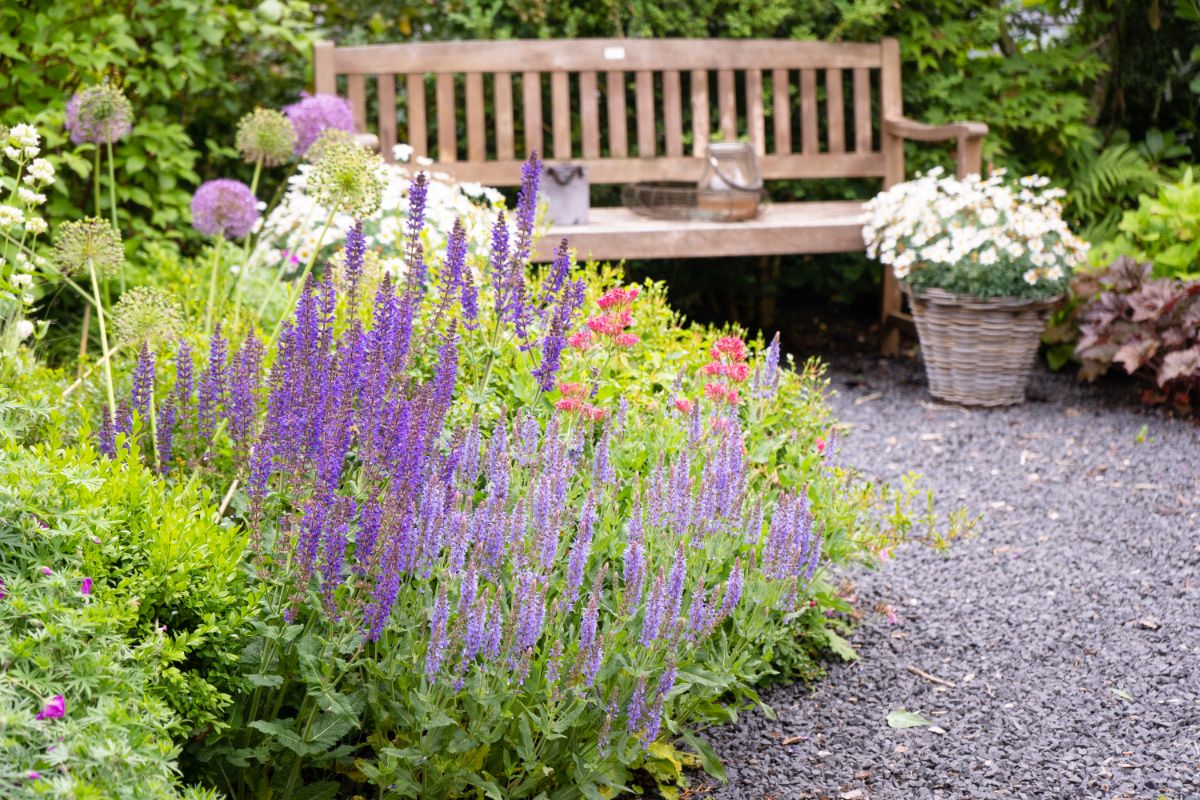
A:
<box><xmin>883</xmin><ymin>116</ymin><xmax>988</xmax><ymax>178</ymax></box>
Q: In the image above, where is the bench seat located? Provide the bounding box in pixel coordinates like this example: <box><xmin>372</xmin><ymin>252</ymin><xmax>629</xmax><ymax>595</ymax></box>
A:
<box><xmin>534</xmin><ymin>201</ymin><xmax>867</xmax><ymax>262</ymax></box>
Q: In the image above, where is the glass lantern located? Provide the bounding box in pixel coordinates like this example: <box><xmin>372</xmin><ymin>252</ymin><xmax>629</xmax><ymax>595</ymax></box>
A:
<box><xmin>696</xmin><ymin>142</ymin><xmax>763</xmax><ymax>221</ymax></box>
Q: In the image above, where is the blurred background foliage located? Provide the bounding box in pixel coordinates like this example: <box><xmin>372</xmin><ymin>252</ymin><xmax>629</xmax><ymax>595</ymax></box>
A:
<box><xmin>2</xmin><ymin>0</ymin><xmax>1197</xmax><ymax>337</ymax></box>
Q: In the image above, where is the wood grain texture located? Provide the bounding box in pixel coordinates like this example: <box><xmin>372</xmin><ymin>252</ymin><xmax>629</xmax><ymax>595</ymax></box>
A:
<box><xmin>606</xmin><ymin>70</ymin><xmax>627</xmax><ymax>157</ymax></box>
<box><xmin>551</xmin><ymin>71</ymin><xmax>571</xmax><ymax>159</ymax></box>
<box><xmin>662</xmin><ymin>70</ymin><xmax>683</xmax><ymax>157</ymax></box>
<box><xmin>314</xmin><ymin>41</ymin><xmax>336</xmax><ymax>94</ymax></box>
<box><xmin>406</xmin><ymin>73</ymin><xmax>427</xmax><ymax>157</ymax></box>
<box><xmin>635</xmin><ymin>70</ymin><xmax>655</xmax><ymax>157</ymax></box>
<box><xmin>579</xmin><ymin>71</ymin><xmax>600</xmax><ymax>158</ymax></box>
<box><xmin>466</xmin><ymin>72</ymin><xmax>485</xmax><ymax>161</ymax></box>
<box><xmin>746</xmin><ymin>69</ymin><xmax>765</xmax><ymax>156</ymax></box>
<box><xmin>436</xmin><ymin>73</ymin><xmax>456</xmax><ymax>162</ymax></box>
<box><xmin>690</xmin><ymin>69</ymin><xmax>709</xmax><ymax>156</ymax></box>
<box><xmin>853</xmin><ymin>67</ymin><xmax>872</xmax><ymax>153</ymax></box>
<box><xmin>825</xmin><ymin>68</ymin><xmax>844</xmax><ymax>153</ymax></box>
<box><xmin>772</xmin><ymin>68</ymin><xmax>790</xmax><ymax>155</ymax></box>
<box><xmin>717</xmin><ymin>69</ymin><xmax>736</xmax><ymax>141</ymax></box>
<box><xmin>377</xmin><ymin>73</ymin><xmax>397</xmax><ymax>162</ymax></box>
<box><xmin>522</xmin><ymin>71</ymin><xmax>543</xmax><ymax>157</ymax></box>
<box><xmin>494</xmin><ymin>72</ymin><xmax>514</xmax><ymax>160</ymax></box>
<box><xmin>347</xmin><ymin>73</ymin><xmax>367</xmax><ymax>133</ymax></box>
<box><xmin>800</xmin><ymin>68</ymin><xmax>818</xmax><ymax>154</ymax></box>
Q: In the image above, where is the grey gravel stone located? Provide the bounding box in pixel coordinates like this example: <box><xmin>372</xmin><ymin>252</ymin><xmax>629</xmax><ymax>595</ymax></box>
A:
<box><xmin>694</xmin><ymin>357</ymin><xmax>1200</xmax><ymax>800</ymax></box>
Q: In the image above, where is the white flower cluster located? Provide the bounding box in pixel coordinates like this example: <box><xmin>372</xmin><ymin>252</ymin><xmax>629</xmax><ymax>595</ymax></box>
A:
<box><xmin>253</xmin><ymin>143</ymin><xmax>504</xmax><ymax>278</ymax></box>
<box><xmin>0</xmin><ymin>122</ymin><xmax>56</xmax><ymax>353</ymax></box>
<box><xmin>862</xmin><ymin>168</ymin><xmax>1088</xmax><ymax>288</ymax></box>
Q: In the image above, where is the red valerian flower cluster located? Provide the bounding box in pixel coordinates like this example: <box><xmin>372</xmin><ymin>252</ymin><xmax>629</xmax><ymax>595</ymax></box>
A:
<box><xmin>554</xmin><ymin>382</ymin><xmax>607</xmax><ymax>421</ymax></box>
<box><xmin>700</xmin><ymin>335</ymin><xmax>750</xmax><ymax>406</ymax></box>
<box><xmin>571</xmin><ymin>286</ymin><xmax>640</xmax><ymax>351</ymax></box>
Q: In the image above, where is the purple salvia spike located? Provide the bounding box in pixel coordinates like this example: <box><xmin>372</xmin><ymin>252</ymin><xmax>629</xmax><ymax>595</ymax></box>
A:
<box><xmin>156</xmin><ymin>397</ymin><xmax>176</xmax><ymax>473</ymax></box>
<box><xmin>425</xmin><ymin>584</ymin><xmax>450</xmax><ymax>681</ymax></box>
<box><xmin>662</xmin><ymin>546</ymin><xmax>686</xmax><ymax>637</ymax></box>
<box><xmin>489</xmin><ymin>210</ymin><xmax>510</xmax><ymax>316</ymax></box>
<box><xmin>130</xmin><ymin>341</ymin><xmax>155</xmax><ymax>426</ymax></box>
<box><xmin>344</xmin><ymin>221</ymin><xmax>367</xmax><ymax>307</ymax></box>
<box><xmin>354</xmin><ymin>499</ymin><xmax>383</xmax><ymax>577</ymax></box>
<box><xmin>404</xmin><ymin>173</ymin><xmax>429</xmax><ymax>292</ymax></box>
<box><xmin>639</xmin><ymin>574</ymin><xmax>664</xmax><ymax>647</ymax></box>
<box><xmin>626</xmin><ymin>676</ymin><xmax>648</xmax><ymax>737</ymax></box>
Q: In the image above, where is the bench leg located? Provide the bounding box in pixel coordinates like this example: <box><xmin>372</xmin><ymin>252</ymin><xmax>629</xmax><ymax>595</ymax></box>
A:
<box><xmin>879</xmin><ymin>264</ymin><xmax>902</xmax><ymax>356</ymax></box>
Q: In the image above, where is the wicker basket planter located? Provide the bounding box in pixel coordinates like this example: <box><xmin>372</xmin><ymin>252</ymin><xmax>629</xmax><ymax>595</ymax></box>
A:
<box><xmin>905</xmin><ymin>286</ymin><xmax>1063</xmax><ymax>407</ymax></box>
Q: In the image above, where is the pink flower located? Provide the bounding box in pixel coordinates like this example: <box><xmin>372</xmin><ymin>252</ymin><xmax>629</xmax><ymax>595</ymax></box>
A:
<box><xmin>81</xmin><ymin>578</ymin><xmax>93</xmax><ymax>596</ymax></box>
<box><xmin>596</xmin><ymin>286</ymin><xmax>639</xmax><ymax>310</ymax></box>
<box><xmin>711</xmin><ymin>336</ymin><xmax>748</xmax><ymax>363</ymax></box>
<box><xmin>39</xmin><ymin>566</ymin><xmax>52</xmax><ymax>576</ymax></box>
<box><xmin>815</xmin><ymin>438</ymin><xmax>827</xmax><ymax>455</ymax></box>
<box><xmin>674</xmin><ymin>398</ymin><xmax>694</xmax><ymax>414</ymax></box>
<box><xmin>555</xmin><ymin>398</ymin><xmax>582</xmax><ymax>413</ymax></box>
<box><xmin>0</xmin><ymin>577</ymin><xmax>6</xmax><ymax>600</ymax></box>
<box><xmin>35</xmin><ymin>694</ymin><xmax>65</xmax><ymax>721</ymax></box>
<box><xmin>584</xmin><ymin>405</ymin><xmax>607</xmax><ymax>422</ymax></box>
<box><xmin>567</xmin><ymin>331</ymin><xmax>593</xmax><ymax>350</ymax></box>
<box><xmin>614</xmin><ymin>332</ymin><xmax>639</xmax><ymax>348</ymax></box>
<box><xmin>26</xmin><ymin>772</ymin><xmax>41</xmax><ymax>780</ymax></box>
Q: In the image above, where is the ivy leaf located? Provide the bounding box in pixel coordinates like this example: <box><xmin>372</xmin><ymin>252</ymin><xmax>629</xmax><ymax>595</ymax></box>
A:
<box><xmin>886</xmin><ymin>709</ymin><xmax>935</xmax><ymax>729</ymax></box>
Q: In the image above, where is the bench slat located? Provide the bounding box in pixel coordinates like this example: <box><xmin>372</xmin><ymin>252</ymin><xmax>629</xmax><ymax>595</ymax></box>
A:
<box><xmin>606</xmin><ymin>71</ymin><xmax>627</xmax><ymax>157</ymax></box>
<box><xmin>717</xmin><ymin>69</ymin><xmax>736</xmax><ymax>141</ymax></box>
<box><xmin>347</xmin><ymin>73</ymin><xmax>367</xmax><ymax>134</ymax></box>
<box><xmin>495</xmin><ymin>72</ymin><xmax>514</xmax><ymax>160</ymax></box>
<box><xmin>330</xmin><ymin>39</ymin><xmax>883</xmax><ymax>74</ymax></box>
<box><xmin>580</xmin><ymin>71</ymin><xmax>600</xmax><ymax>159</ymax></box>
<box><xmin>772</xmin><ymin>68</ymin><xmax>790</xmax><ymax>155</ymax></box>
<box><xmin>826</xmin><ymin>68</ymin><xmax>845</xmax><ymax>153</ymax></box>
<box><xmin>378</xmin><ymin>73</ymin><xmax>397</xmax><ymax>162</ymax></box>
<box><xmin>854</xmin><ymin>67</ymin><xmax>872</xmax><ymax>153</ymax></box>
<box><xmin>436</xmin><ymin>73</ymin><xmax>456</xmax><ymax>161</ymax></box>
<box><xmin>407</xmin><ymin>73</ymin><xmax>427</xmax><ymax>157</ymax></box>
<box><xmin>552</xmin><ymin>71</ymin><xmax>571</xmax><ymax>159</ymax></box>
<box><xmin>466</xmin><ymin>72</ymin><xmax>485</xmax><ymax>161</ymax></box>
<box><xmin>523</xmin><ymin>71</ymin><xmax>543</xmax><ymax>157</ymax></box>
<box><xmin>418</xmin><ymin>152</ymin><xmax>885</xmax><ymax>186</ymax></box>
<box><xmin>746</xmin><ymin>69</ymin><xmax>765</xmax><ymax>156</ymax></box>
<box><xmin>690</xmin><ymin>69</ymin><xmax>709</xmax><ymax>157</ymax></box>
<box><xmin>800</xmin><ymin>68</ymin><xmax>818</xmax><ymax>154</ymax></box>
<box><xmin>662</xmin><ymin>70</ymin><xmax>683</xmax><ymax>157</ymax></box>
<box><xmin>531</xmin><ymin>201</ymin><xmax>868</xmax><ymax>261</ymax></box>
<box><xmin>635</xmin><ymin>70</ymin><xmax>655</xmax><ymax>157</ymax></box>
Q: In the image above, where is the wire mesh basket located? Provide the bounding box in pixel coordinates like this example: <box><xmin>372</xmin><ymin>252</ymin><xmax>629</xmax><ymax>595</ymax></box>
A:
<box><xmin>621</xmin><ymin>182</ymin><xmax>765</xmax><ymax>222</ymax></box>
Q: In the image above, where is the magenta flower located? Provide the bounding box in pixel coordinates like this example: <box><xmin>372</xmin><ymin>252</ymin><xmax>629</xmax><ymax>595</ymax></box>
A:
<box><xmin>0</xmin><ymin>577</ymin><xmax>6</xmax><ymax>600</ymax></box>
<box><xmin>26</xmin><ymin>771</ymin><xmax>41</xmax><ymax>780</ymax></box>
<box><xmin>81</xmin><ymin>577</ymin><xmax>93</xmax><ymax>595</ymax></box>
<box><xmin>35</xmin><ymin>694</ymin><xmax>65</xmax><ymax>721</ymax></box>
<box><xmin>190</xmin><ymin>179</ymin><xmax>259</xmax><ymax>240</ymax></box>
<box><xmin>284</xmin><ymin>93</ymin><xmax>355</xmax><ymax>156</ymax></box>
<box><xmin>39</xmin><ymin>566</ymin><xmax>52</xmax><ymax>576</ymax></box>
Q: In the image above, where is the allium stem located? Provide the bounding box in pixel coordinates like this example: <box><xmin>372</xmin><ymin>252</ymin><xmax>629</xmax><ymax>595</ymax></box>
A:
<box><xmin>93</xmin><ymin>146</ymin><xmax>102</xmax><ymax>218</ymax></box>
<box><xmin>267</xmin><ymin>197</ymin><xmax>341</xmax><ymax>350</ymax></box>
<box><xmin>204</xmin><ymin>237</ymin><xmax>224</xmax><ymax>337</ymax></box>
<box><xmin>227</xmin><ymin>157</ymin><xmax>265</xmax><ymax>330</ymax></box>
<box><xmin>106</xmin><ymin>135</ymin><xmax>122</xmax><ymax>292</ymax></box>
<box><xmin>87</xmin><ymin>257</ymin><xmax>116</xmax><ymax>423</ymax></box>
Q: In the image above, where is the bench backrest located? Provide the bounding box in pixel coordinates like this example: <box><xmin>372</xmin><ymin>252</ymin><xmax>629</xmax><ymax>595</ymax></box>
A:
<box><xmin>314</xmin><ymin>38</ymin><xmax>902</xmax><ymax>186</ymax></box>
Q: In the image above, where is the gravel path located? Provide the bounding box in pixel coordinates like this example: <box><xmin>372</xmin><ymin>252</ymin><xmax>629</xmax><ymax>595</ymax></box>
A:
<box><xmin>699</xmin><ymin>357</ymin><xmax>1200</xmax><ymax>800</ymax></box>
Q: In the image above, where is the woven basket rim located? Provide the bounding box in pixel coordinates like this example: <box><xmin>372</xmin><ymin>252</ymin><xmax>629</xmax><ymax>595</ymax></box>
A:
<box><xmin>902</xmin><ymin>284</ymin><xmax>1064</xmax><ymax>313</ymax></box>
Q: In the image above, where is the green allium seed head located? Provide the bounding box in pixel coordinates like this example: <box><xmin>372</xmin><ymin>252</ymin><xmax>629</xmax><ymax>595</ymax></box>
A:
<box><xmin>304</xmin><ymin>128</ymin><xmax>354</xmax><ymax>164</ymax></box>
<box><xmin>112</xmin><ymin>286</ymin><xmax>184</xmax><ymax>346</ymax></box>
<box><xmin>235</xmin><ymin>108</ymin><xmax>297</xmax><ymax>167</ymax></box>
<box><xmin>53</xmin><ymin>218</ymin><xmax>124</xmax><ymax>278</ymax></box>
<box><xmin>309</xmin><ymin>135</ymin><xmax>385</xmax><ymax>219</ymax></box>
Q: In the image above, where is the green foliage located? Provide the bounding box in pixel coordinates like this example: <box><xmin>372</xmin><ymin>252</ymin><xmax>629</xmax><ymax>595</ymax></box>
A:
<box><xmin>0</xmin><ymin>0</ymin><xmax>316</xmax><ymax>242</ymax></box>
<box><xmin>0</xmin><ymin>434</ymin><xmax>258</xmax><ymax>736</ymax></box>
<box><xmin>1092</xmin><ymin>168</ymin><xmax>1200</xmax><ymax>280</ymax></box>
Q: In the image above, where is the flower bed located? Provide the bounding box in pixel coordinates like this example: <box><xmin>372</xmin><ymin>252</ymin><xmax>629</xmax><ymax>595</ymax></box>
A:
<box><xmin>0</xmin><ymin>93</ymin><xmax>947</xmax><ymax>799</ymax></box>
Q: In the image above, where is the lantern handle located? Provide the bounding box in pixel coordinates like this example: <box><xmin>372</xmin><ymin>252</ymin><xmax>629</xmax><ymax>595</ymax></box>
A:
<box><xmin>706</xmin><ymin>153</ymin><xmax>761</xmax><ymax>193</ymax></box>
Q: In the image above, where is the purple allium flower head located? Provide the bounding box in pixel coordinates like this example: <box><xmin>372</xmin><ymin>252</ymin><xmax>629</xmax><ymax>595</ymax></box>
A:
<box><xmin>130</xmin><ymin>341</ymin><xmax>155</xmax><ymax>424</ymax></box>
<box><xmin>65</xmin><ymin>82</ymin><xmax>132</xmax><ymax>145</ymax></box>
<box><xmin>425</xmin><ymin>585</ymin><xmax>451</xmax><ymax>681</ymax></box>
<box><xmin>284</xmin><ymin>93</ymin><xmax>355</xmax><ymax>156</ymax></box>
<box><xmin>190</xmin><ymin>179</ymin><xmax>259</xmax><ymax>240</ymax></box>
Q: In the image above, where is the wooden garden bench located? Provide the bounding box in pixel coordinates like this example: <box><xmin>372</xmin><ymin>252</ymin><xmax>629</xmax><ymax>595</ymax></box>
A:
<box><xmin>314</xmin><ymin>38</ymin><xmax>987</xmax><ymax>352</ymax></box>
